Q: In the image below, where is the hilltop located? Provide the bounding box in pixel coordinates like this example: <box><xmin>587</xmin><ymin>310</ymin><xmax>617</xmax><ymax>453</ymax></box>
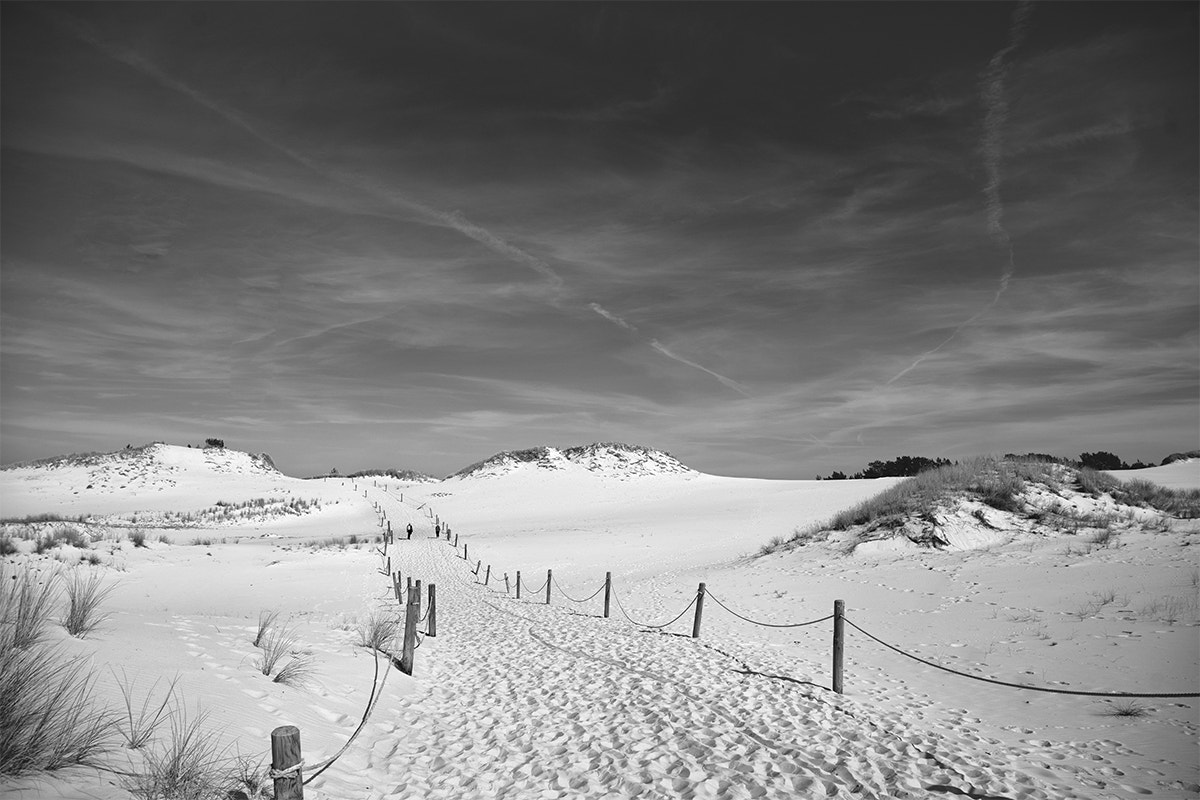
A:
<box><xmin>447</xmin><ymin>442</ymin><xmax>694</xmax><ymax>480</ymax></box>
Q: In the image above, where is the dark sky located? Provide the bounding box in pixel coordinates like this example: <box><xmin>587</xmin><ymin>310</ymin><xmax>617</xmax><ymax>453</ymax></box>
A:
<box><xmin>2</xmin><ymin>2</ymin><xmax>1197</xmax><ymax>478</ymax></box>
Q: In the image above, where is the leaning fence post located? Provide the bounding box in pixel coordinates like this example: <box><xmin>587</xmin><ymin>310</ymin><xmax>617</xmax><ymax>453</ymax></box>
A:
<box><xmin>833</xmin><ymin>599</ymin><xmax>845</xmax><ymax>694</ymax></box>
<box><xmin>546</xmin><ymin>569</ymin><xmax>552</xmax><ymax>605</ymax></box>
<box><xmin>464</xmin><ymin>543</ymin><xmax>468</xmax><ymax>562</ymax></box>
<box><xmin>453</xmin><ymin>533</ymin><xmax>459</xmax><ymax>548</ymax></box>
<box><xmin>400</xmin><ymin>585</ymin><xmax>419</xmax><ymax>675</ymax></box>
<box><xmin>692</xmin><ymin>582</ymin><xmax>706</xmax><ymax>638</ymax></box>
<box><xmin>392</xmin><ymin>572</ymin><xmax>402</xmax><ymax>603</ymax></box>
<box><xmin>484</xmin><ymin>565</ymin><xmax>490</xmax><ymax>586</ymax></box>
<box><xmin>474</xmin><ymin>559</ymin><xmax>481</xmax><ymax>576</ymax></box>
<box><xmin>516</xmin><ymin>570</ymin><xmax>522</xmax><ymax>599</ymax></box>
<box><xmin>270</xmin><ymin>725</ymin><xmax>303</xmax><ymax>799</ymax></box>
<box><xmin>504</xmin><ymin>573</ymin><xmax>510</xmax><ymax>594</ymax></box>
<box><xmin>427</xmin><ymin>584</ymin><xmax>437</xmax><ymax>638</ymax></box>
<box><xmin>604</xmin><ymin>571</ymin><xmax>612</xmax><ymax>618</ymax></box>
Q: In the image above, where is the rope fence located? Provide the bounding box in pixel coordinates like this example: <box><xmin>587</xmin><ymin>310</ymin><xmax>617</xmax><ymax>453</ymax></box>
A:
<box><xmin>843</xmin><ymin>617</ymin><xmax>1200</xmax><ymax>698</ymax></box>
<box><xmin>269</xmin><ymin>485</ymin><xmax>1200</xmax><ymax>799</ymax></box>
<box><xmin>552</xmin><ymin>575</ymin><xmax>606</xmax><ymax>604</ymax></box>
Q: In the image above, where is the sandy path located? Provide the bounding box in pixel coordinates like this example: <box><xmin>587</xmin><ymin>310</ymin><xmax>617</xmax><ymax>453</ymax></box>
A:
<box><xmin>304</xmin><ymin>492</ymin><xmax>1091</xmax><ymax>800</ymax></box>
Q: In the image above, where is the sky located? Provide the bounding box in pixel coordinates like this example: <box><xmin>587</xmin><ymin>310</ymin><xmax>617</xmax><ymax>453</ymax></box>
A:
<box><xmin>2</xmin><ymin>2</ymin><xmax>1197</xmax><ymax>480</ymax></box>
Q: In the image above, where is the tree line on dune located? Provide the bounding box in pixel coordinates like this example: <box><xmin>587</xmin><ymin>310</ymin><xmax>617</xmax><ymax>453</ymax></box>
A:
<box><xmin>817</xmin><ymin>450</ymin><xmax>1193</xmax><ymax>481</ymax></box>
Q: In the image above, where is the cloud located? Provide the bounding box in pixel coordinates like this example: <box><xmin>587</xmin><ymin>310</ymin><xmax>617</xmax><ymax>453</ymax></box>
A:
<box><xmin>588</xmin><ymin>303</ymin><xmax>637</xmax><ymax>331</ymax></box>
<box><xmin>649</xmin><ymin>340</ymin><xmax>749</xmax><ymax>397</ymax></box>
<box><xmin>887</xmin><ymin>0</ymin><xmax>1033</xmax><ymax>385</ymax></box>
<box><xmin>43</xmin><ymin>7</ymin><xmax>567</xmax><ymax>298</ymax></box>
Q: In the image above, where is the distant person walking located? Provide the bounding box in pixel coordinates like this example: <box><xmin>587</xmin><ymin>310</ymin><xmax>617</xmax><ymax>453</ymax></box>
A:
<box><xmin>435</xmin><ymin>523</ymin><xmax>441</xmax><ymax>538</ymax></box>
<box><xmin>406</xmin><ymin>523</ymin><xmax>413</xmax><ymax>540</ymax></box>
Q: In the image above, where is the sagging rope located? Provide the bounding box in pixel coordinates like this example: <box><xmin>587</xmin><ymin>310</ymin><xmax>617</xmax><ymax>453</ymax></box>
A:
<box><xmin>611</xmin><ymin>585</ymin><xmax>697</xmax><ymax>630</ymax></box>
<box><xmin>845</xmin><ymin>617</ymin><xmax>1200</xmax><ymax>698</ymax></box>
<box><xmin>302</xmin><ymin>643</ymin><xmax>392</xmax><ymax>785</ymax></box>
<box><xmin>552</xmin><ymin>575</ymin><xmax>605</xmax><ymax>604</ymax></box>
<box><xmin>524</xmin><ymin>577</ymin><xmax>549</xmax><ymax>597</ymax></box>
<box><xmin>705</xmin><ymin>590</ymin><xmax>833</xmax><ymax>629</ymax></box>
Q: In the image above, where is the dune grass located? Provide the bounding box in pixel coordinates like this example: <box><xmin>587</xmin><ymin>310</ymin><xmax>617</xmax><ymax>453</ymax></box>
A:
<box><xmin>760</xmin><ymin>456</ymin><xmax>1193</xmax><ymax>557</ymax></box>
<box><xmin>61</xmin><ymin>568</ymin><xmax>116</xmax><ymax>638</ymax></box>
<box><xmin>123</xmin><ymin>704</ymin><xmax>231</xmax><ymax>800</ymax></box>
<box><xmin>2</xmin><ymin>561</ymin><xmax>61</xmax><ymax>649</ymax></box>
<box><xmin>357</xmin><ymin>610</ymin><xmax>400</xmax><ymax>651</ymax></box>
<box><xmin>0</xmin><ymin>561</ymin><xmax>116</xmax><ymax>776</ymax></box>
<box><xmin>253</xmin><ymin>609</ymin><xmax>280</xmax><ymax>648</ymax></box>
<box><xmin>114</xmin><ymin>670</ymin><xmax>180</xmax><ymax>750</ymax></box>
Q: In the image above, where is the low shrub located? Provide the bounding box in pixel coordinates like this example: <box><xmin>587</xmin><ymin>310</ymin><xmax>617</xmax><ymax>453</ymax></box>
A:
<box><xmin>129</xmin><ymin>529</ymin><xmax>148</xmax><ymax>548</ymax></box>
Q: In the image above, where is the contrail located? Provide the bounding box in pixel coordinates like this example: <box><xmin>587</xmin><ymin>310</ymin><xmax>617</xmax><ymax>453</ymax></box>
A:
<box><xmin>51</xmin><ymin>8</ymin><xmax>751</xmax><ymax>396</ymax></box>
<box><xmin>588</xmin><ymin>303</ymin><xmax>637</xmax><ymax>331</ymax></box>
<box><xmin>651</xmin><ymin>340</ymin><xmax>750</xmax><ymax>397</ymax></box>
<box><xmin>888</xmin><ymin>0</ymin><xmax>1032</xmax><ymax>386</ymax></box>
<box><xmin>44</xmin><ymin>8</ymin><xmax>565</xmax><ymax>296</ymax></box>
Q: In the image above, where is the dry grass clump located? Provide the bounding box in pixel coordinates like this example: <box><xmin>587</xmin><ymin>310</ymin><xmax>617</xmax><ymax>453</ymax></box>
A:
<box><xmin>34</xmin><ymin>525</ymin><xmax>89</xmax><ymax>554</ymax></box>
<box><xmin>1077</xmin><ymin>468</ymin><xmax>1200</xmax><ymax>517</ymax></box>
<box><xmin>0</xmin><ymin>561</ymin><xmax>116</xmax><ymax>776</ymax></box>
<box><xmin>253</xmin><ymin>616</ymin><xmax>316</xmax><ymax>687</ymax></box>
<box><xmin>253</xmin><ymin>609</ymin><xmax>279</xmax><ymax>648</ymax></box>
<box><xmin>114</xmin><ymin>670</ymin><xmax>179</xmax><ymax>750</ymax></box>
<box><xmin>61</xmin><ymin>568</ymin><xmax>116</xmax><ymax>637</ymax></box>
<box><xmin>123</xmin><ymin>704</ymin><xmax>230</xmax><ymax>800</ymax></box>
<box><xmin>1100</xmin><ymin>700</ymin><xmax>1151</xmax><ymax>718</ymax></box>
<box><xmin>357</xmin><ymin>610</ymin><xmax>400</xmax><ymax>651</ymax></box>
<box><xmin>2</xmin><ymin>561</ymin><xmax>61</xmax><ymax>649</ymax></box>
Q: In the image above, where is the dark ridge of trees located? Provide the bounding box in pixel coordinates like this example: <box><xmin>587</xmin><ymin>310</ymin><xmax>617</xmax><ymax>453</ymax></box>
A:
<box><xmin>820</xmin><ymin>450</ymin><xmax>1166</xmax><ymax>480</ymax></box>
<box><xmin>205</xmin><ymin>438</ymin><xmax>225</xmax><ymax>448</ymax></box>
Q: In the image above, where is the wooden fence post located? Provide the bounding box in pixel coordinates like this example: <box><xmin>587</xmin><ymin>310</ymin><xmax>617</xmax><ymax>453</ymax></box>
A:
<box><xmin>386</xmin><ymin>556</ymin><xmax>391</xmax><ymax>576</ymax></box>
<box><xmin>392</xmin><ymin>572</ymin><xmax>402</xmax><ymax>603</ymax></box>
<box><xmin>604</xmin><ymin>571</ymin><xmax>612</xmax><ymax>618</ymax></box>
<box><xmin>516</xmin><ymin>571</ymin><xmax>522</xmax><ymax>599</ymax></box>
<box><xmin>427</xmin><ymin>584</ymin><xmax>437</xmax><ymax>638</ymax></box>
<box><xmin>504</xmin><ymin>573</ymin><xmax>510</xmax><ymax>594</ymax></box>
<box><xmin>546</xmin><ymin>569</ymin><xmax>552</xmax><ymax>605</ymax></box>
<box><xmin>415</xmin><ymin>580</ymin><xmax>422</xmax><ymax>618</ymax></box>
<box><xmin>407</xmin><ymin>576</ymin><xmax>412</xmax><ymax>597</ymax></box>
<box><xmin>833</xmin><ymin>599</ymin><xmax>845</xmax><ymax>694</ymax></box>
<box><xmin>454</xmin><ymin>533</ymin><xmax>459</xmax><ymax>549</ymax></box>
<box><xmin>463</xmin><ymin>543</ymin><xmax>468</xmax><ymax>562</ymax></box>
<box><xmin>400</xmin><ymin>585</ymin><xmax>419</xmax><ymax>675</ymax></box>
<box><xmin>484</xmin><ymin>564</ymin><xmax>490</xmax><ymax>586</ymax></box>
<box><xmin>692</xmin><ymin>582</ymin><xmax>706</xmax><ymax>638</ymax></box>
<box><xmin>270</xmin><ymin>725</ymin><xmax>303</xmax><ymax>799</ymax></box>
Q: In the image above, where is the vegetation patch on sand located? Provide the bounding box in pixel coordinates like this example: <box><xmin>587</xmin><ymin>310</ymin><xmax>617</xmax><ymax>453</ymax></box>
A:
<box><xmin>761</xmin><ymin>457</ymin><xmax>1200</xmax><ymax>556</ymax></box>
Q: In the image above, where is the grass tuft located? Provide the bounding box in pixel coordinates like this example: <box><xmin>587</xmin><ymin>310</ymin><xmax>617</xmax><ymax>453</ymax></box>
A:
<box><xmin>61</xmin><ymin>568</ymin><xmax>116</xmax><ymax>638</ymax></box>
<box><xmin>123</xmin><ymin>703</ymin><xmax>231</xmax><ymax>800</ymax></box>
<box><xmin>0</xmin><ymin>563</ymin><xmax>116</xmax><ymax>775</ymax></box>
<box><xmin>113</xmin><ymin>670</ymin><xmax>180</xmax><ymax>750</ymax></box>
<box><xmin>1101</xmin><ymin>700</ymin><xmax>1151</xmax><ymax>718</ymax></box>
<box><xmin>272</xmin><ymin>652</ymin><xmax>317</xmax><ymax>688</ymax></box>
<box><xmin>356</xmin><ymin>611</ymin><xmax>399</xmax><ymax>651</ymax></box>
<box><xmin>2</xmin><ymin>561</ymin><xmax>61</xmax><ymax>649</ymax></box>
<box><xmin>253</xmin><ymin>609</ymin><xmax>279</xmax><ymax>648</ymax></box>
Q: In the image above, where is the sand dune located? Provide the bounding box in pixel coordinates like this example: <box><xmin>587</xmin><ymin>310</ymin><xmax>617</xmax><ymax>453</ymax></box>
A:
<box><xmin>0</xmin><ymin>448</ymin><xmax>1196</xmax><ymax>799</ymax></box>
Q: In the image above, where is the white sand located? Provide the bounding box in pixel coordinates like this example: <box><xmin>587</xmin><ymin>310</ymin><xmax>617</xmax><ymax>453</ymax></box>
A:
<box><xmin>1</xmin><ymin>446</ymin><xmax>1197</xmax><ymax>799</ymax></box>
